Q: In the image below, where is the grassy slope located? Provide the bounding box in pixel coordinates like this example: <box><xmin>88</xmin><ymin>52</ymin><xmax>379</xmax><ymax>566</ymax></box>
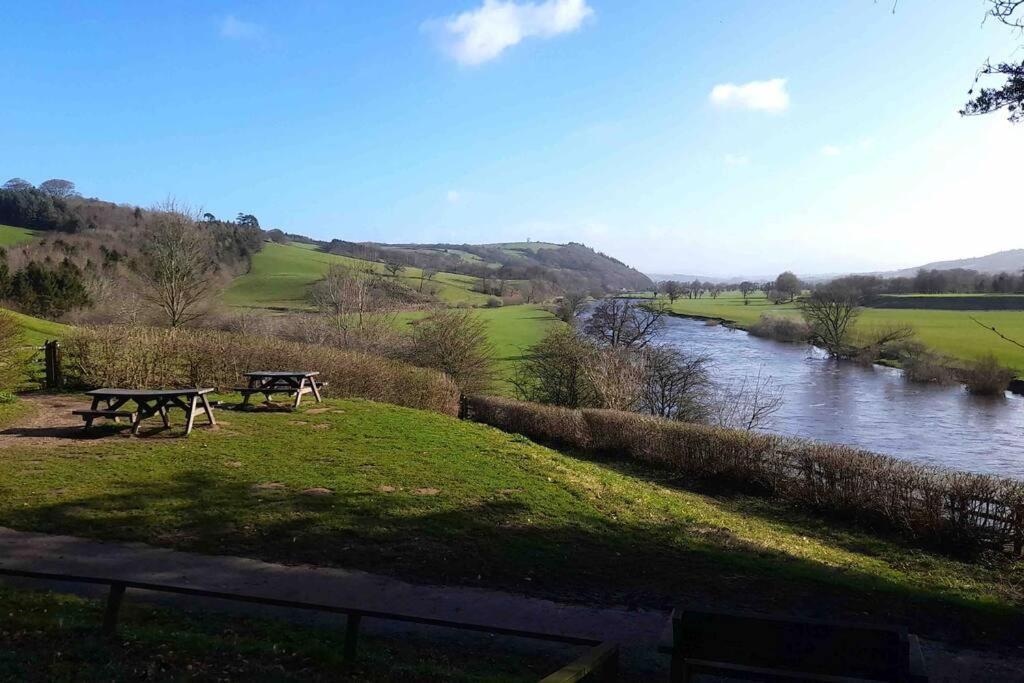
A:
<box><xmin>0</xmin><ymin>586</ymin><xmax>558</xmax><ymax>681</ymax></box>
<box><xmin>222</xmin><ymin>243</ymin><xmax>495</xmax><ymax>310</ymax></box>
<box><xmin>6</xmin><ymin>309</ymin><xmax>69</xmax><ymax>345</ymax></box>
<box><xmin>0</xmin><ymin>224</ymin><xmax>36</xmax><ymax>247</ymax></box>
<box><xmin>660</xmin><ymin>292</ymin><xmax>1024</xmax><ymax>372</ymax></box>
<box><xmin>0</xmin><ymin>398</ymin><xmax>1020</xmax><ymax>645</ymax></box>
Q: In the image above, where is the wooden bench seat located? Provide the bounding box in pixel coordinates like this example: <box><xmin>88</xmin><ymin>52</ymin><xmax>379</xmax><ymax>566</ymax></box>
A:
<box><xmin>72</xmin><ymin>409</ymin><xmax>137</xmax><ymax>427</ymax></box>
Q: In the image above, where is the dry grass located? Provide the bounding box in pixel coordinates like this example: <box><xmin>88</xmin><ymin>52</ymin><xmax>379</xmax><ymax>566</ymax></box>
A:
<box><xmin>63</xmin><ymin>325</ymin><xmax>460</xmax><ymax>415</ymax></box>
<box><xmin>465</xmin><ymin>394</ymin><xmax>1024</xmax><ymax>557</ymax></box>
<box><xmin>748</xmin><ymin>314</ymin><xmax>811</xmax><ymax>342</ymax></box>
<box><xmin>961</xmin><ymin>354</ymin><xmax>1014</xmax><ymax>396</ymax></box>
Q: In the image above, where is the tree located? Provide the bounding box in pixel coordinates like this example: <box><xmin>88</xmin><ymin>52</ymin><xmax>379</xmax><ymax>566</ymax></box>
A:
<box><xmin>774</xmin><ymin>271</ymin><xmax>801</xmax><ymax>302</ymax></box>
<box><xmin>638</xmin><ymin>346</ymin><xmax>713</xmax><ymax>421</ymax></box>
<box><xmin>8</xmin><ymin>258</ymin><xmax>90</xmax><ymax>318</ymax></box>
<box><xmin>739</xmin><ymin>281</ymin><xmax>756</xmax><ymax>304</ymax></box>
<box><xmin>799</xmin><ymin>284</ymin><xmax>861</xmax><ymax>358</ymax></box>
<box><xmin>236</xmin><ymin>213</ymin><xmax>260</xmax><ymax>228</ymax></box>
<box><xmin>961</xmin><ymin>2</ymin><xmax>1024</xmax><ymax>122</ymax></box>
<box><xmin>138</xmin><ymin>207</ymin><xmax>213</xmax><ymax>327</ymax></box>
<box><xmin>2</xmin><ymin>178</ymin><xmax>32</xmax><ymax>191</ymax></box>
<box><xmin>419</xmin><ymin>268</ymin><xmax>437</xmax><ymax>293</ymax></box>
<box><xmin>582</xmin><ymin>298</ymin><xmax>667</xmax><ymax>349</ymax></box>
<box><xmin>661</xmin><ymin>280</ymin><xmax>683</xmax><ymax>303</ymax></box>
<box><xmin>38</xmin><ymin>179</ymin><xmax>78</xmax><ymax>199</ymax></box>
<box><xmin>383</xmin><ymin>259</ymin><xmax>404</xmax><ymax>277</ymax></box>
<box><xmin>512</xmin><ymin>327</ymin><xmax>596</xmax><ymax>407</ymax></box>
<box><xmin>553</xmin><ymin>291</ymin><xmax>587</xmax><ymax>324</ymax></box>
<box><xmin>409</xmin><ymin>309</ymin><xmax>495</xmax><ymax>393</ymax></box>
<box><xmin>585</xmin><ymin>346</ymin><xmax>646</xmax><ymax>411</ymax></box>
<box><xmin>202</xmin><ymin>212</ymin><xmax>216</xmax><ymax>222</ymax></box>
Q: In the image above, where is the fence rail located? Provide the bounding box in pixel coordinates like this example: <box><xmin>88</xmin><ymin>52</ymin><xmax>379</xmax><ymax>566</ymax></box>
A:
<box><xmin>0</xmin><ymin>566</ymin><xmax>615</xmax><ymax>678</ymax></box>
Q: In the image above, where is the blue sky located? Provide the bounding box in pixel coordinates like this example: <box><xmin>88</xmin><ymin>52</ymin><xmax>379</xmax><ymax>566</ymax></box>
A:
<box><xmin>2</xmin><ymin>1</ymin><xmax>1020</xmax><ymax>277</ymax></box>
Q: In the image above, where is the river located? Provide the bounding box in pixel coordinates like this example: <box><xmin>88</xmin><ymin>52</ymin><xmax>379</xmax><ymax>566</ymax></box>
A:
<box><xmin>655</xmin><ymin>314</ymin><xmax>1024</xmax><ymax>478</ymax></box>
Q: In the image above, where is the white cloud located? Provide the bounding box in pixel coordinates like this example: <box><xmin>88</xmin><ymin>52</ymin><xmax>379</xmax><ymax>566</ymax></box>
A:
<box><xmin>820</xmin><ymin>145</ymin><xmax>842</xmax><ymax>157</ymax></box>
<box><xmin>446</xmin><ymin>190</ymin><xmax>461</xmax><ymax>204</ymax></box>
<box><xmin>723</xmin><ymin>153</ymin><xmax>751</xmax><ymax>167</ymax></box>
<box><xmin>709</xmin><ymin>78</ymin><xmax>790</xmax><ymax>113</ymax></box>
<box><xmin>220</xmin><ymin>15</ymin><xmax>264</xmax><ymax>40</ymax></box>
<box><xmin>428</xmin><ymin>0</ymin><xmax>593</xmax><ymax>66</ymax></box>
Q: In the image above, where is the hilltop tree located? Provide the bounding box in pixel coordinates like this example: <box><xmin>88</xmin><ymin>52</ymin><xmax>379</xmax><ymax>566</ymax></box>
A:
<box><xmin>774</xmin><ymin>271</ymin><xmax>801</xmax><ymax>302</ymax></box>
<box><xmin>236</xmin><ymin>213</ymin><xmax>260</xmax><ymax>228</ymax></box>
<box><xmin>2</xmin><ymin>178</ymin><xmax>32</xmax><ymax>191</ymax></box>
<box><xmin>38</xmin><ymin>178</ymin><xmax>78</xmax><ymax>199</ymax></box>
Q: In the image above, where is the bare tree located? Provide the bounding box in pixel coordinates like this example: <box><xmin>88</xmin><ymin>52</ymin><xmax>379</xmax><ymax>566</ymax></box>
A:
<box><xmin>710</xmin><ymin>369</ymin><xmax>784</xmax><ymax>431</ymax></box>
<box><xmin>420</xmin><ymin>268</ymin><xmax>437</xmax><ymax>293</ymax></box>
<box><xmin>409</xmin><ymin>309</ymin><xmax>495</xmax><ymax>393</ymax></box>
<box><xmin>310</xmin><ymin>264</ymin><xmax>390</xmax><ymax>346</ymax></box>
<box><xmin>960</xmin><ymin>1</ymin><xmax>1024</xmax><ymax>122</ymax></box>
<box><xmin>582</xmin><ymin>298</ymin><xmax>667</xmax><ymax>349</ymax></box>
<box><xmin>661</xmin><ymin>280</ymin><xmax>684</xmax><ymax>303</ymax></box>
<box><xmin>774</xmin><ymin>271</ymin><xmax>801</xmax><ymax>302</ymax></box>
<box><xmin>138</xmin><ymin>205</ymin><xmax>213</xmax><ymax>327</ymax></box>
<box><xmin>739</xmin><ymin>281</ymin><xmax>756</xmax><ymax>304</ymax></box>
<box><xmin>638</xmin><ymin>346</ymin><xmax>713</xmax><ymax>421</ymax></box>
<box><xmin>383</xmin><ymin>259</ymin><xmax>404</xmax><ymax>277</ymax></box>
<box><xmin>799</xmin><ymin>284</ymin><xmax>861</xmax><ymax>358</ymax></box>
<box><xmin>38</xmin><ymin>178</ymin><xmax>78</xmax><ymax>199</ymax></box>
<box><xmin>512</xmin><ymin>326</ymin><xmax>596</xmax><ymax>407</ymax></box>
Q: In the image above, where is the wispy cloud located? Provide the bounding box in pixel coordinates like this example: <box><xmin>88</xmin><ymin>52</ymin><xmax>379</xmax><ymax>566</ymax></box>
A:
<box><xmin>446</xmin><ymin>190</ymin><xmax>462</xmax><ymax>204</ymax></box>
<box><xmin>220</xmin><ymin>14</ymin><xmax>264</xmax><ymax>40</ymax></box>
<box><xmin>820</xmin><ymin>145</ymin><xmax>842</xmax><ymax>157</ymax></box>
<box><xmin>709</xmin><ymin>78</ymin><xmax>790</xmax><ymax>113</ymax></box>
<box><xmin>426</xmin><ymin>0</ymin><xmax>593</xmax><ymax>66</ymax></box>
<box><xmin>723</xmin><ymin>153</ymin><xmax>751</xmax><ymax>167</ymax></box>
<box><xmin>820</xmin><ymin>137</ymin><xmax>874</xmax><ymax>157</ymax></box>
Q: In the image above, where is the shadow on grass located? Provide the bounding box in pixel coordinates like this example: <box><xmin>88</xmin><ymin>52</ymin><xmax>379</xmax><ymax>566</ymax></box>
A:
<box><xmin>3</xmin><ymin>469</ymin><xmax>1021</xmax><ymax>647</ymax></box>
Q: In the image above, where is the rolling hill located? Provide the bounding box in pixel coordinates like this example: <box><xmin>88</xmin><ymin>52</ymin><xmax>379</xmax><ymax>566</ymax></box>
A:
<box><xmin>888</xmin><ymin>248</ymin><xmax>1024</xmax><ymax>277</ymax></box>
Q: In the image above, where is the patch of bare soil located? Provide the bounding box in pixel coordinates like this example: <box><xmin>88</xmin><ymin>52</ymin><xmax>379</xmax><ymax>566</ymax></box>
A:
<box><xmin>0</xmin><ymin>394</ymin><xmax>218</xmax><ymax>448</ymax></box>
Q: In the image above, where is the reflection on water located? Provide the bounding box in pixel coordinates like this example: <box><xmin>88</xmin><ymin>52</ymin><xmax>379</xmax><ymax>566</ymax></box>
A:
<box><xmin>657</xmin><ymin>315</ymin><xmax>1024</xmax><ymax>478</ymax></box>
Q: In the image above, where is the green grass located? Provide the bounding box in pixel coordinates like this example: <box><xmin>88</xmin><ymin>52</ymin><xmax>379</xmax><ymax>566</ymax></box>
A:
<box><xmin>0</xmin><ymin>585</ymin><xmax>561</xmax><ymax>681</ymax></box>
<box><xmin>0</xmin><ymin>224</ymin><xmax>37</xmax><ymax>247</ymax></box>
<box><xmin>659</xmin><ymin>292</ymin><xmax>1024</xmax><ymax>373</ymax></box>
<box><xmin>222</xmin><ymin>243</ymin><xmax>492</xmax><ymax>310</ymax></box>
<box><xmin>1</xmin><ymin>397</ymin><xmax>1021</xmax><ymax>646</ymax></box>
<box><xmin>5</xmin><ymin>308</ymin><xmax>69</xmax><ymax>346</ymax></box>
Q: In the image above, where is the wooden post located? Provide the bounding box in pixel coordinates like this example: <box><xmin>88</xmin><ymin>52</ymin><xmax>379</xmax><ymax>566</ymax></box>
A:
<box><xmin>343</xmin><ymin>613</ymin><xmax>361</xmax><ymax>664</ymax></box>
<box><xmin>103</xmin><ymin>582</ymin><xmax>127</xmax><ymax>635</ymax></box>
<box><xmin>458</xmin><ymin>394</ymin><xmax>468</xmax><ymax>420</ymax></box>
<box><xmin>43</xmin><ymin>340</ymin><xmax>62</xmax><ymax>389</ymax></box>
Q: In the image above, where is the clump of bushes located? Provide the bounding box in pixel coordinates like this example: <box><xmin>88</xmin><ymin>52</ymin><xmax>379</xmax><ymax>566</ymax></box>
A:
<box><xmin>463</xmin><ymin>394</ymin><xmax>1024</xmax><ymax>556</ymax></box>
<box><xmin>748</xmin><ymin>314</ymin><xmax>811</xmax><ymax>343</ymax></box>
<box><xmin>0</xmin><ymin>311</ymin><xmax>25</xmax><ymax>392</ymax></box>
<box><xmin>407</xmin><ymin>309</ymin><xmax>495</xmax><ymax>394</ymax></box>
<box><xmin>64</xmin><ymin>326</ymin><xmax>460</xmax><ymax>415</ymax></box>
<box><xmin>962</xmin><ymin>354</ymin><xmax>1014</xmax><ymax>396</ymax></box>
<box><xmin>485</xmin><ymin>297</ymin><xmax>503</xmax><ymax>308</ymax></box>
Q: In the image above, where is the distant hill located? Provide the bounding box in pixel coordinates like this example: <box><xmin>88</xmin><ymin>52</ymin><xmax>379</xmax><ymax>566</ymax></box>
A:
<box><xmin>887</xmin><ymin>249</ymin><xmax>1024</xmax><ymax>278</ymax></box>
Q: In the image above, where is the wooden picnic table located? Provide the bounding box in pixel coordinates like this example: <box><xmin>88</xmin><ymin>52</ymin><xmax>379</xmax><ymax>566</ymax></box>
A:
<box><xmin>237</xmin><ymin>371</ymin><xmax>324</xmax><ymax>408</ymax></box>
<box><xmin>76</xmin><ymin>388</ymin><xmax>217</xmax><ymax>436</ymax></box>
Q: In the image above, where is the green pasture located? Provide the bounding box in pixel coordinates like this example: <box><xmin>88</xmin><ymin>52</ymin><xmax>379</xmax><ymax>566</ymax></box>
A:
<box><xmin>0</xmin><ymin>397</ymin><xmax>1020</xmax><ymax>646</ymax></box>
<box><xmin>2</xmin><ymin>307</ymin><xmax>69</xmax><ymax>346</ymax></box>
<box><xmin>660</xmin><ymin>292</ymin><xmax>1024</xmax><ymax>372</ymax></box>
<box><xmin>222</xmin><ymin>242</ymin><xmax>494</xmax><ymax>310</ymax></box>
<box><xmin>0</xmin><ymin>224</ymin><xmax>37</xmax><ymax>247</ymax></box>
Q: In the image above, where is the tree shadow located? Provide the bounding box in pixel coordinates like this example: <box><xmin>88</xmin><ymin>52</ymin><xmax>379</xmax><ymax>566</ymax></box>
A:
<box><xmin>3</xmin><ymin>469</ymin><xmax>1021</xmax><ymax>647</ymax></box>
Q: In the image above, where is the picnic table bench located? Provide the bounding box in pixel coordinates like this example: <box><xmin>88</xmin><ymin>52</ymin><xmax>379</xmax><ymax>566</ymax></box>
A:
<box><xmin>74</xmin><ymin>388</ymin><xmax>217</xmax><ymax>436</ymax></box>
<box><xmin>234</xmin><ymin>371</ymin><xmax>324</xmax><ymax>408</ymax></box>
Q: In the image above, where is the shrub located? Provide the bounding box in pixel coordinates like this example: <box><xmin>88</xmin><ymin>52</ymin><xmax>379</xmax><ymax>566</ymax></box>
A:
<box><xmin>463</xmin><ymin>394</ymin><xmax>1024</xmax><ymax>556</ymax></box>
<box><xmin>0</xmin><ymin>311</ymin><xmax>24</xmax><ymax>391</ymax></box>
<box><xmin>962</xmin><ymin>354</ymin><xmax>1014</xmax><ymax>395</ymax></box>
<box><xmin>748</xmin><ymin>315</ymin><xmax>810</xmax><ymax>343</ymax></box>
<box><xmin>408</xmin><ymin>309</ymin><xmax>495</xmax><ymax>394</ymax></box>
<box><xmin>485</xmin><ymin>297</ymin><xmax>503</xmax><ymax>308</ymax></box>
<box><xmin>901</xmin><ymin>348</ymin><xmax>955</xmax><ymax>385</ymax></box>
<box><xmin>63</xmin><ymin>326</ymin><xmax>460</xmax><ymax>415</ymax></box>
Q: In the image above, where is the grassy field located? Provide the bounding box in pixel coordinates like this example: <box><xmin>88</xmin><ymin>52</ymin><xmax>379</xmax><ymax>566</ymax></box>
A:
<box><xmin>222</xmin><ymin>243</ymin><xmax>496</xmax><ymax>311</ymax></box>
<box><xmin>657</xmin><ymin>292</ymin><xmax>1024</xmax><ymax>372</ymax></box>
<box><xmin>5</xmin><ymin>308</ymin><xmax>69</xmax><ymax>346</ymax></box>
<box><xmin>0</xmin><ymin>397</ymin><xmax>1020</xmax><ymax>646</ymax></box>
<box><xmin>0</xmin><ymin>585</ymin><xmax>561</xmax><ymax>681</ymax></box>
<box><xmin>0</xmin><ymin>224</ymin><xmax>37</xmax><ymax>247</ymax></box>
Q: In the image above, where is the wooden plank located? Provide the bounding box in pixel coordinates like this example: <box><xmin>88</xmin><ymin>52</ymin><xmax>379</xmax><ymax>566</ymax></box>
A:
<box><xmin>539</xmin><ymin>643</ymin><xmax>619</xmax><ymax>683</ymax></box>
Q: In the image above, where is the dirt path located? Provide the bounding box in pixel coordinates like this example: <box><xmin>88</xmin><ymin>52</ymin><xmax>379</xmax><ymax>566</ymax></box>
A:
<box><xmin>0</xmin><ymin>527</ymin><xmax>1021</xmax><ymax>681</ymax></box>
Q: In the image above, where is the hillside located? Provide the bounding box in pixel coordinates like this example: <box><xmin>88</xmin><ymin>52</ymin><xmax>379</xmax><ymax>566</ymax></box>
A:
<box><xmin>888</xmin><ymin>249</ymin><xmax>1024</xmax><ymax>277</ymax></box>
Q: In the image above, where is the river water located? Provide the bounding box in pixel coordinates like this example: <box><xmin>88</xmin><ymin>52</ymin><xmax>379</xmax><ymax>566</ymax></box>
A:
<box><xmin>656</xmin><ymin>314</ymin><xmax>1024</xmax><ymax>478</ymax></box>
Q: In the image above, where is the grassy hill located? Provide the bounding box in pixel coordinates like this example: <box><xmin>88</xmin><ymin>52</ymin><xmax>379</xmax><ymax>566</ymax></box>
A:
<box><xmin>0</xmin><ymin>396</ymin><xmax>1020</xmax><ymax>647</ymax></box>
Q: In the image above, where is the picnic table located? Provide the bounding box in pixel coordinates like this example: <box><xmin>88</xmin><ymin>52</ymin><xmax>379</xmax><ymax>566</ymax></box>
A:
<box><xmin>74</xmin><ymin>388</ymin><xmax>217</xmax><ymax>436</ymax></box>
<box><xmin>236</xmin><ymin>371</ymin><xmax>324</xmax><ymax>408</ymax></box>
